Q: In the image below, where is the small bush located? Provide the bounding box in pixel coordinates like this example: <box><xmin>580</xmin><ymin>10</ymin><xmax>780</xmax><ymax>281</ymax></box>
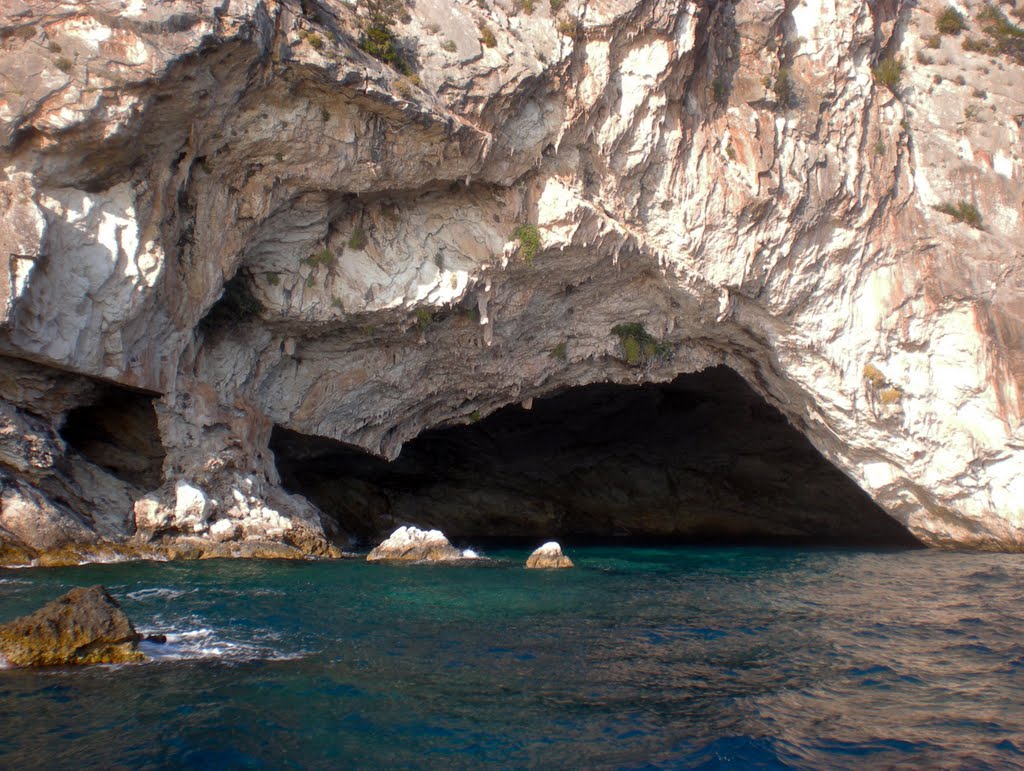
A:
<box><xmin>522</xmin><ymin>0</ymin><xmax>535</xmax><ymax>13</ymax></box>
<box><xmin>936</xmin><ymin>6</ymin><xmax>967</xmax><ymax>35</ymax></box>
<box><xmin>442</xmin><ymin>40</ymin><xmax>457</xmax><ymax>52</ymax></box>
<box><xmin>306</xmin><ymin>32</ymin><xmax>324</xmax><ymax>50</ymax></box>
<box><xmin>550</xmin><ymin>0</ymin><xmax>565</xmax><ymax>10</ymax></box>
<box><xmin>978</xmin><ymin>4</ymin><xmax>1024</xmax><ymax>63</ymax></box>
<box><xmin>480</xmin><ymin>25</ymin><xmax>497</xmax><ymax>47</ymax></box>
<box><xmin>863</xmin><ymin>364</ymin><xmax>887</xmax><ymax>388</ymax></box>
<box><xmin>54</xmin><ymin>56</ymin><xmax>73</xmax><ymax>73</ymax></box>
<box><xmin>873</xmin><ymin>139</ymin><xmax>886</xmax><ymax>155</ymax></box>
<box><xmin>879</xmin><ymin>387</ymin><xmax>903</xmax><ymax>405</ymax></box>
<box><xmin>306</xmin><ymin>248</ymin><xmax>336</xmax><ymax>268</ymax></box>
<box><xmin>348</xmin><ymin>226</ymin><xmax>369</xmax><ymax>250</ymax></box>
<box><xmin>550</xmin><ymin>341</ymin><xmax>567</xmax><ymax>360</ymax></box>
<box><xmin>771</xmin><ymin>67</ymin><xmax>797</xmax><ymax>108</ymax></box>
<box><xmin>360</xmin><ymin>16</ymin><xmax>411</xmax><ymax>73</ymax></box>
<box><xmin>611</xmin><ymin>323</ymin><xmax>671</xmax><ymax>367</ymax></box>
<box><xmin>926</xmin><ymin>33</ymin><xmax>942</xmax><ymax>48</ymax></box>
<box><xmin>916</xmin><ymin>49</ymin><xmax>934</xmax><ymax>64</ymax></box>
<box><xmin>872</xmin><ymin>56</ymin><xmax>903</xmax><ymax>89</ymax></box>
<box><xmin>415</xmin><ymin>308</ymin><xmax>433</xmax><ymax>330</ymax></box>
<box><xmin>48</xmin><ymin>41</ymin><xmax>61</xmax><ymax>53</ymax></box>
<box><xmin>265</xmin><ymin>271</ymin><xmax>280</xmax><ymax>286</ymax></box>
<box><xmin>935</xmin><ymin>200</ymin><xmax>983</xmax><ymax>229</ymax></box>
<box><xmin>557</xmin><ymin>18</ymin><xmax>576</xmax><ymax>36</ymax></box>
<box><xmin>712</xmin><ymin>76</ymin><xmax>727</xmax><ymax>104</ymax></box>
<box><xmin>513</xmin><ymin>224</ymin><xmax>542</xmax><ymax>264</ymax></box>
<box><xmin>962</xmin><ymin>36</ymin><xmax>991</xmax><ymax>52</ymax></box>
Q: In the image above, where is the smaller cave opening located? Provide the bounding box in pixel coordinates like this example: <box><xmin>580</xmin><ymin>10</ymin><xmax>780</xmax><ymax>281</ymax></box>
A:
<box><xmin>59</xmin><ymin>389</ymin><xmax>166</xmax><ymax>490</ymax></box>
<box><xmin>271</xmin><ymin>367</ymin><xmax>922</xmax><ymax>549</ymax></box>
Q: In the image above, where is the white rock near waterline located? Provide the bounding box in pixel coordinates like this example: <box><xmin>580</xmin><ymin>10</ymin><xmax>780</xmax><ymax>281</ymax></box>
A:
<box><xmin>366</xmin><ymin>526</ymin><xmax>464</xmax><ymax>562</ymax></box>
<box><xmin>525</xmin><ymin>542</ymin><xmax>574</xmax><ymax>569</ymax></box>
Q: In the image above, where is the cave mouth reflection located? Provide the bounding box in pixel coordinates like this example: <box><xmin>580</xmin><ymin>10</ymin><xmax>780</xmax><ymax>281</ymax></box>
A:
<box><xmin>271</xmin><ymin>367</ymin><xmax>922</xmax><ymax>549</ymax></box>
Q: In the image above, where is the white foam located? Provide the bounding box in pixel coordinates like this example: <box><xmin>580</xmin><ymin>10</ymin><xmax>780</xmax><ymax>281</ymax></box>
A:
<box><xmin>127</xmin><ymin>587</ymin><xmax>189</xmax><ymax>602</ymax></box>
<box><xmin>137</xmin><ymin>625</ymin><xmax>304</xmax><ymax>663</ymax></box>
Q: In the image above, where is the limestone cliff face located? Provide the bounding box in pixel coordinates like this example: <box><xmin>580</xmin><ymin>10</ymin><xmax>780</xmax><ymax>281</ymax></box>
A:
<box><xmin>0</xmin><ymin>0</ymin><xmax>1021</xmax><ymax>562</ymax></box>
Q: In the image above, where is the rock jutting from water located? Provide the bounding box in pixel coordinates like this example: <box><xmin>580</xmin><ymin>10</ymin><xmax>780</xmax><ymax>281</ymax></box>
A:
<box><xmin>0</xmin><ymin>585</ymin><xmax>144</xmax><ymax>667</ymax></box>
<box><xmin>526</xmin><ymin>542</ymin><xmax>575</xmax><ymax>569</ymax></box>
<box><xmin>0</xmin><ymin>0</ymin><xmax>1021</xmax><ymax>561</ymax></box>
<box><xmin>366</xmin><ymin>526</ymin><xmax>464</xmax><ymax>562</ymax></box>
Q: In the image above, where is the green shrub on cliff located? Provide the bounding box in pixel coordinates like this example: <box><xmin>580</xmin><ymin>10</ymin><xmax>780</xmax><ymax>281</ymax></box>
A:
<box><xmin>514</xmin><ymin>224</ymin><xmax>542</xmax><ymax>265</ymax></box>
<box><xmin>936</xmin><ymin>6</ymin><xmax>967</xmax><ymax>35</ymax></box>
<box><xmin>935</xmin><ymin>200</ymin><xmax>983</xmax><ymax>229</ymax></box>
<box><xmin>611</xmin><ymin>323</ymin><xmax>671</xmax><ymax>367</ymax></box>
<box><xmin>872</xmin><ymin>56</ymin><xmax>903</xmax><ymax>90</ymax></box>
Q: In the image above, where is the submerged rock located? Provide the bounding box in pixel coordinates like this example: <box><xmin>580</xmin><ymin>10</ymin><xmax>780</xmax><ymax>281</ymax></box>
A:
<box><xmin>366</xmin><ymin>526</ymin><xmax>463</xmax><ymax>562</ymax></box>
<box><xmin>0</xmin><ymin>585</ymin><xmax>144</xmax><ymax>667</ymax></box>
<box><xmin>525</xmin><ymin>542</ymin><xmax>574</xmax><ymax>569</ymax></box>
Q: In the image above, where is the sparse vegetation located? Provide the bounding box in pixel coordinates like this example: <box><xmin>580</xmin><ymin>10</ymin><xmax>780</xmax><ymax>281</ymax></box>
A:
<box><xmin>265</xmin><ymin>271</ymin><xmax>280</xmax><ymax>286</ymax></box>
<box><xmin>863</xmin><ymin>363</ymin><xmax>887</xmax><ymax>388</ymax></box>
<box><xmin>360</xmin><ymin>12</ymin><xmax>412</xmax><ymax>74</ymax></box>
<box><xmin>926</xmin><ymin>33</ymin><xmax>942</xmax><ymax>48</ymax></box>
<box><xmin>348</xmin><ymin>226</ymin><xmax>369</xmax><ymax>250</ymax></box>
<box><xmin>47</xmin><ymin>42</ymin><xmax>61</xmax><ymax>53</ymax></box>
<box><xmin>550</xmin><ymin>341</ymin><xmax>567</xmax><ymax>360</ymax></box>
<box><xmin>54</xmin><ymin>56</ymin><xmax>73</xmax><ymax>73</ymax></box>
<box><xmin>513</xmin><ymin>224</ymin><xmax>542</xmax><ymax>264</ymax></box>
<box><xmin>415</xmin><ymin>307</ymin><xmax>433</xmax><ymax>330</ymax></box>
<box><xmin>550</xmin><ymin>0</ymin><xmax>565</xmax><ymax>11</ymax></box>
<box><xmin>480</xmin><ymin>25</ymin><xmax>497</xmax><ymax>47</ymax></box>
<box><xmin>769</xmin><ymin>67</ymin><xmax>797</xmax><ymax>108</ymax></box>
<box><xmin>916</xmin><ymin>49</ymin><xmax>934</xmax><ymax>65</ymax></box>
<box><xmin>331</xmin><ymin>296</ymin><xmax>345</xmax><ymax>310</ymax></box>
<box><xmin>558</xmin><ymin>18</ymin><xmax>576</xmax><ymax>37</ymax></box>
<box><xmin>935</xmin><ymin>200</ymin><xmax>983</xmax><ymax>229</ymax></box>
<box><xmin>442</xmin><ymin>40</ymin><xmax>457</xmax><ymax>52</ymax></box>
<box><xmin>962</xmin><ymin>36</ymin><xmax>991</xmax><ymax>52</ymax></box>
<box><xmin>306</xmin><ymin>248</ymin><xmax>336</xmax><ymax>268</ymax></box>
<box><xmin>521</xmin><ymin>0</ymin><xmax>536</xmax><ymax>13</ymax></box>
<box><xmin>306</xmin><ymin>32</ymin><xmax>325</xmax><ymax>50</ymax></box>
<box><xmin>936</xmin><ymin>6</ymin><xmax>968</xmax><ymax>35</ymax></box>
<box><xmin>872</xmin><ymin>56</ymin><xmax>903</xmax><ymax>90</ymax></box>
<box><xmin>880</xmin><ymin>387</ymin><xmax>903</xmax><ymax>405</ymax></box>
<box><xmin>873</xmin><ymin>139</ymin><xmax>886</xmax><ymax>155</ymax></box>
<box><xmin>977</xmin><ymin>4</ymin><xmax>1024</xmax><ymax>64</ymax></box>
<box><xmin>712</xmin><ymin>76</ymin><xmax>727</xmax><ymax>104</ymax></box>
<box><xmin>469</xmin><ymin>410</ymin><xmax>482</xmax><ymax>423</ymax></box>
<box><xmin>611</xmin><ymin>323</ymin><xmax>671</xmax><ymax>367</ymax></box>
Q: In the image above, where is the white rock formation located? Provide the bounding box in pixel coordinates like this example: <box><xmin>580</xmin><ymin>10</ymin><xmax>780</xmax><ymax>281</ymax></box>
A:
<box><xmin>366</xmin><ymin>526</ymin><xmax>463</xmax><ymax>562</ymax></box>
<box><xmin>526</xmin><ymin>542</ymin><xmax>574</xmax><ymax>569</ymax></box>
<box><xmin>0</xmin><ymin>0</ymin><xmax>1020</xmax><ymax>561</ymax></box>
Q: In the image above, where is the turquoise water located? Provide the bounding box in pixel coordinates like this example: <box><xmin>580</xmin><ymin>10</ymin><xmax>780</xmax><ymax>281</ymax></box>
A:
<box><xmin>2</xmin><ymin>547</ymin><xmax>1024</xmax><ymax>768</ymax></box>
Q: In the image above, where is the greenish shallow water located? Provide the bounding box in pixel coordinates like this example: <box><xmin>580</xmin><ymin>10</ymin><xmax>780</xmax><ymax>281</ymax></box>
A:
<box><xmin>2</xmin><ymin>547</ymin><xmax>1024</xmax><ymax>768</ymax></box>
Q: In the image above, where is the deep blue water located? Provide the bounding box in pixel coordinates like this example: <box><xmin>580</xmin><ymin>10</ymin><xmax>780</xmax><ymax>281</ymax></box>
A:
<box><xmin>2</xmin><ymin>547</ymin><xmax>1024</xmax><ymax>768</ymax></box>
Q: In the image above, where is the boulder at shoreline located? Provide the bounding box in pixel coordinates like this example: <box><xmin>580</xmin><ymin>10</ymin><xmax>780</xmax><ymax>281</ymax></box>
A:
<box><xmin>366</xmin><ymin>526</ymin><xmax>463</xmax><ymax>562</ymax></box>
<box><xmin>0</xmin><ymin>585</ymin><xmax>144</xmax><ymax>667</ymax></box>
<box><xmin>526</xmin><ymin>542</ymin><xmax>574</xmax><ymax>569</ymax></box>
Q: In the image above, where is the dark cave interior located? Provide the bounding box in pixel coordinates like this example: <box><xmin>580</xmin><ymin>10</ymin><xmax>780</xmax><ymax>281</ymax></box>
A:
<box><xmin>272</xmin><ymin>367</ymin><xmax>921</xmax><ymax>549</ymax></box>
<box><xmin>60</xmin><ymin>390</ymin><xmax>166</xmax><ymax>490</ymax></box>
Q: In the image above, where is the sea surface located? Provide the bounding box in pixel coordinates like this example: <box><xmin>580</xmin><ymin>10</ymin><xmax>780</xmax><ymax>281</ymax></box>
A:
<box><xmin>2</xmin><ymin>547</ymin><xmax>1024</xmax><ymax>768</ymax></box>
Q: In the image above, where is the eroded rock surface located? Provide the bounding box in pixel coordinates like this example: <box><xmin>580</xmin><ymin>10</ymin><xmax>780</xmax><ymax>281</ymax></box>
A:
<box><xmin>526</xmin><ymin>542</ymin><xmax>574</xmax><ymax>569</ymax></box>
<box><xmin>0</xmin><ymin>585</ymin><xmax>143</xmax><ymax>667</ymax></box>
<box><xmin>0</xmin><ymin>0</ymin><xmax>1021</xmax><ymax>559</ymax></box>
<box><xmin>366</xmin><ymin>526</ymin><xmax>464</xmax><ymax>562</ymax></box>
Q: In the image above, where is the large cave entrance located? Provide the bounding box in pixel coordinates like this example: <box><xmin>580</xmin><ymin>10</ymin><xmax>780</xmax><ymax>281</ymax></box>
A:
<box><xmin>271</xmin><ymin>367</ymin><xmax>920</xmax><ymax>548</ymax></box>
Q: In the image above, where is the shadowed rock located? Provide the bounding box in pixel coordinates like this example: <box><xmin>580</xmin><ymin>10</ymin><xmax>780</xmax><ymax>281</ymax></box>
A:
<box><xmin>0</xmin><ymin>585</ymin><xmax>144</xmax><ymax>667</ymax></box>
<box><xmin>526</xmin><ymin>542</ymin><xmax>574</xmax><ymax>569</ymax></box>
<box><xmin>367</xmin><ymin>526</ymin><xmax>463</xmax><ymax>562</ymax></box>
